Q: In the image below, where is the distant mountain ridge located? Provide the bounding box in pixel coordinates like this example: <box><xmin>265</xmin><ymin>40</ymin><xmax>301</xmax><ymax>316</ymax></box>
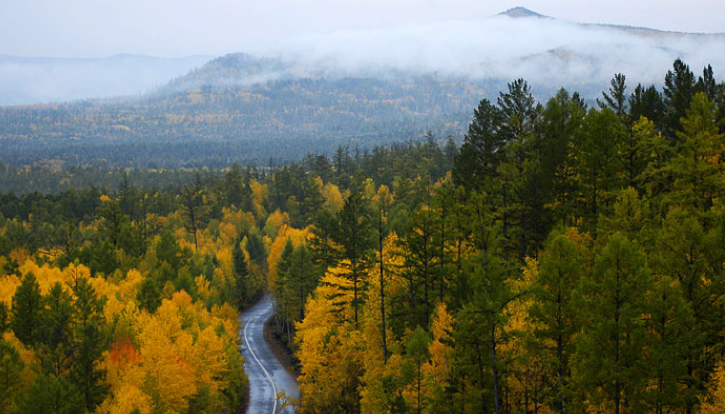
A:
<box><xmin>499</xmin><ymin>7</ymin><xmax>549</xmax><ymax>19</ymax></box>
<box><xmin>502</xmin><ymin>6</ymin><xmax>725</xmax><ymax>34</ymax></box>
<box><xmin>0</xmin><ymin>7</ymin><xmax>723</xmax><ymax>168</ymax></box>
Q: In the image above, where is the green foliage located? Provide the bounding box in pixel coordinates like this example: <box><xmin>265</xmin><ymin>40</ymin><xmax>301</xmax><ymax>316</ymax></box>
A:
<box><xmin>137</xmin><ymin>276</ymin><xmax>162</xmax><ymax>312</ymax></box>
<box><xmin>333</xmin><ymin>191</ymin><xmax>375</xmax><ymax>324</ymax></box>
<box><xmin>0</xmin><ymin>340</ymin><xmax>24</xmax><ymax>414</ymax></box>
<box><xmin>0</xmin><ymin>58</ymin><xmax>724</xmax><ymax>414</ymax></box>
<box><xmin>14</xmin><ymin>373</ymin><xmax>85</xmax><ymax>414</ymax></box>
<box><xmin>529</xmin><ymin>230</ymin><xmax>584</xmax><ymax>412</ymax></box>
<box><xmin>245</xmin><ymin>230</ymin><xmax>266</xmax><ymax>266</ymax></box>
<box><xmin>574</xmin><ymin>234</ymin><xmax>652</xmax><ymax>413</ymax></box>
<box><xmin>233</xmin><ymin>237</ymin><xmax>249</xmax><ymax>309</ymax></box>
<box><xmin>0</xmin><ymin>303</ymin><xmax>8</xmax><ymax>335</ymax></box>
<box><xmin>11</xmin><ymin>272</ymin><xmax>42</xmax><ymax>346</ymax></box>
<box><xmin>38</xmin><ymin>283</ymin><xmax>74</xmax><ymax>377</ymax></box>
<box><xmin>70</xmin><ymin>278</ymin><xmax>108</xmax><ymax>411</ymax></box>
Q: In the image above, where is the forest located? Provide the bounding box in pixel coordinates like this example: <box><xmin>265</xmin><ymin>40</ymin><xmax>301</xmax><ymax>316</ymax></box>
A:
<box><xmin>0</xmin><ymin>57</ymin><xmax>724</xmax><ymax>413</ymax></box>
<box><xmin>0</xmin><ymin>69</ymin><xmax>491</xmax><ymax>168</ymax></box>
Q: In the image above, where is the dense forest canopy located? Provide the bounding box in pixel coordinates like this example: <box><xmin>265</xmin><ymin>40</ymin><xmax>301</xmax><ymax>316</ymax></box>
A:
<box><xmin>1</xmin><ymin>58</ymin><xmax>725</xmax><ymax>413</ymax></box>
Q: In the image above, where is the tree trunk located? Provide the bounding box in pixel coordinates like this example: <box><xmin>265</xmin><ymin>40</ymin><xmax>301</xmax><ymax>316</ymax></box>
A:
<box><xmin>490</xmin><ymin>311</ymin><xmax>501</xmax><ymax>414</ymax></box>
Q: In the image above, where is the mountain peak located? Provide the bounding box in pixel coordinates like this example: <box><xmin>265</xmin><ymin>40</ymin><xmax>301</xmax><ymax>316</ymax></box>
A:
<box><xmin>499</xmin><ymin>7</ymin><xmax>548</xmax><ymax>19</ymax></box>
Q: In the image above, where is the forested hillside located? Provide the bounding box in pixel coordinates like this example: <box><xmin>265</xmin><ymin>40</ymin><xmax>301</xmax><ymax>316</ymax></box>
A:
<box><xmin>0</xmin><ymin>67</ymin><xmax>489</xmax><ymax>168</ymax></box>
<box><xmin>1</xmin><ymin>58</ymin><xmax>725</xmax><ymax>413</ymax></box>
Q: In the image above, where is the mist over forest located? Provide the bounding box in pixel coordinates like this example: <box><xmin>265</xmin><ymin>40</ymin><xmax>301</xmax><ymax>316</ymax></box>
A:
<box><xmin>3</xmin><ymin>5</ymin><xmax>725</xmax><ymax>414</ymax></box>
<box><xmin>2</xmin><ymin>8</ymin><xmax>724</xmax><ymax>106</ymax></box>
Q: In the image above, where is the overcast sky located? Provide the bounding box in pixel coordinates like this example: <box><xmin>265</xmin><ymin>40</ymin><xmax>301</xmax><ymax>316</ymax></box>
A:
<box><xmin>1</xmin><ymin>0</ymin><xmax>724</xmax><ymax>58</ymax></box>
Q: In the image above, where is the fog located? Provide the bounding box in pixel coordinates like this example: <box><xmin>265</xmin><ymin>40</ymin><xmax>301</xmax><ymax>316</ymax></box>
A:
<box><xmin>0</xmin><ymin>55</ymin><xmax>211</xmax><ymax>106</ymax></box>
<box><xmin>262</xmin><ymin>13</ymin><xmax>725</xmax><ymax>91</ymax></box>
<box><xmin>2</xmin><ymin>9</ymin><xmax>725</xmax><ymax>106</ymax></box>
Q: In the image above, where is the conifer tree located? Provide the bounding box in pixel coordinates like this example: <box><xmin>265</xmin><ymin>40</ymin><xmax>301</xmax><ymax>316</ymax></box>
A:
<box><xmin>664</xmin><ymin>59</ymin><xmax>697</xmax><ymax>138</ymax></box>
<box><xmin>232</xmin><ymin>236</ymin><xmax>248</xmax><ymax>309</ymax></box>
<box><xmin>529</xmin><ymin>230</ymin><xmax>585</xmax><ymax>412</ymax></box>
<box><xmin>0</xmin><ymin>340</ymin><xmax>23</xmax><ymax>414</ymax></box>
<box><xmin>598</xmin><ymin>73</ymin><xmax>628</xmax><ymax>117</ymax></box>
<box><xmin>71</xmin><ymin>277</ymin><xmax>108</xmax><ymax>412</ymax></box>
<box><xmin>334</xmin><ymin>191</ymin><xmax>374</xmax><ymax>324</ymax></box>
<box><xmin>39</xmin><ymin>283</ymin><xmax>74</xmax><ymax>377</ymax></box>
<box><xmin>11</xmin><ymin>272</ymin><xmax>42</xmax><ymax>346</ymax></box>
<box><xmin>574</xmin><ymin>234</ymin><xmax>652</xmax><ymax>414</ymax></box>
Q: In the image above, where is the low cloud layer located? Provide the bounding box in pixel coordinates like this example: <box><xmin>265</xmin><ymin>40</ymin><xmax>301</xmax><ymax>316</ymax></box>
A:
<box><xmin>0</xmin><ymin>55</ymin><xmax>211</xmax><ymax>106</ymax></box>
<box><xmin>264</xmin><ymin>13</ymin><xmax>725</xmax><ymax>91</ymax></box>
<box><xmin>2</xmin><ymin>12</ymin><xmax>724</xmax><ymax>106</ymax></box>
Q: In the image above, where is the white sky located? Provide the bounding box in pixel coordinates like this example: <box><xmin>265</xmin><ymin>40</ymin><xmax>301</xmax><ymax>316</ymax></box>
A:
<box><xmin>1</xmin><ymin>0</ymin><xmax>724</xmax><ymax>58</ymax></box>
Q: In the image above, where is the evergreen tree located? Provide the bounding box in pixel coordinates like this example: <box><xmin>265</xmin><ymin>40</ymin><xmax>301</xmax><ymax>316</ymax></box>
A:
<box><xmin>452</xmin><ymin>98</ymin><xmax>503</xmax><ymax>188</ymax></box>
<box><xmin>245</xmin><ymin>230</ymin><xmax>267</xmax><ymax>267</ymax></box>
<box><xmin>667</xmin><ymin>92</ymin><xmax>725</xmax><ymax>212</ymax></box>
<box><xmin>664</xmin><ymin>59</ymin><xmax>697</xmax><ymax>138</ymax></box>
<box><xmin>0</xmin><ymin>302</ymin><xmax>8</xmax><ymax>335</ymax></box>
<box><xmin>0</xmin><ymin>340</ymin><xmax>23</xmax><ymax>414</ymax></box>
<box><xmin>232</xmin><ymin>236</ymin><xmax>249</xmax><ymax>309</ymax></box>
<box><xmin>529</xmin><ymin>230</ymin><xmax>585</xmax><ymax>412</ymax></box>
<box><xmin>70</xmin><ymin>278</ymin><xmax>108</xmax><ymax>412</ymax></box>
<box><xmin>287</xmin><ymin>245</ymin><xmax>317</xmax><ymax>321</ymax></box>
<box><xmin>273</xmin><ymin>239</ymin><xmax>296</xmax><ymax>342</ymax></box>
<box><xmin>333</xmin><ymin>191</ymin><xmax>374</xmax><ymax>324</ymax></box>
<box><xmin>598</xmin><ymin>73</ymin><xmax>628</xmax><ymax>117</ymax></box>
<box><xmin>645</xmin><ymin>276</ymin><xmax>698</xmax><ymax>413</ymax></box>
<box><xmin>137</xmin><ymin>276</ymin><xmax>162</xmax><ymax>312</ymax></box>
<box><xmin>629</xmin><ymin>84</ymin><xmax>665</xmax><ymax>129</ymax></box>
<box><xmin>14</xmin><ymin>373</ymin><xmax>84</xmax><ymax>414</ymax></box>
<box><xmin>11</xmin><ymin>272</ymin><xmax>42</xmax><ymax>346</ymax></box>
<box><xmin>497</xmin><ymin>78</ymin><xmax>540</xmax><ymax>259</ymax></box>
<box><xmin>574</xmin><ymin>234</ymin><xmax>652</xmax><ymax>414</ymax></box>
<box><xmin>39</xmin><ymin>283</ymin><xmax>74</xmax><ymax>377</ymax></box>
<box><xmin>578</xmin><ymin>108</ymin><xmax>626</xmax><ymax>229</ymax></box>
<box><xmin>697</xmin><ymin>64</ymin><xmax>718</xmax><ymax>101</ymax></box>
<box><xmin>405</xmin><ymin>326</ymin><xmax>431</xmax><ymax>414</ymax></box>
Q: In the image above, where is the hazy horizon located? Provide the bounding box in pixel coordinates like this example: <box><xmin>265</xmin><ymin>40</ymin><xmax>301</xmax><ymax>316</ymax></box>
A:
<box><xmin>1</xmin><ymin>2</ymin><xmax>724</xmax><ymax>59</ymax></box>
<box><xmin>2</xmin><ymin>3</ymin><xmax>724</xmax><ymax>106</ymax></box>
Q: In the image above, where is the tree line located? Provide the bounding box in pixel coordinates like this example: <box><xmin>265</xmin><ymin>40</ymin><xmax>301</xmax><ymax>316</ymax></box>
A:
<box><xmin>0</xmin><ymin>57</ymin><xmax>724</xmax><ymax>413</ymax></box>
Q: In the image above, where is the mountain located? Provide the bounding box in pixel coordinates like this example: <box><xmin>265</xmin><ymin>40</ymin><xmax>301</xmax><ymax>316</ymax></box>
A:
<box><xmin>0</xmin><ymin>71</ymin><xmax>495</xmax><ymax>168</ymax></box>
<box><xmin>0</xmin><ymin>8</ymin><xmax>723</xmax><ymax>168</ymax></box>
<box><xmin>499</xmin><ymin>7</ymin><xmax>549</xmax><ymax>19</ymax></box>
<box><xmin>0</xmin><ymin>54</ymin><xmax>212</xmax><ymax>106</ymax></box>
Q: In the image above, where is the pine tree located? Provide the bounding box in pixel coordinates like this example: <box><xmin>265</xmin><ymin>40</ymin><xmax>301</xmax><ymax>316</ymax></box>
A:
<box><xmin>14</xmin><ymin>373</ymin><xmax>85</xmax><ymax>414</ymax></box>
<box><xmin>497</xmin><ymin>78</ymin><xmax>541</xmax><ymax>259</ymax></box>
<box><xmin>629</xmin><ymin>84</ymin><xmax>665</xmax><ymax>130</ymax></box>
<box><xmin>0</xmin><ymin>303</ymin><xmax>8</xmax><ymax>335</ymax></box>
<box><xmin>0</xmin><ymin>340</ymin><xmax>24</xmax><ymax>414</ymax></box>
<box><xmin>578</xmin><ymin>108</ymin><xmax>626</xmax><ymax>229</ymax></box>
<box><xmin>666</xmin><ymin>92</ymin><xmax>725</xmax><ymax>212</ymax></box>
<box><xmin>11</xmin><ymin>272</ymin><xmax>42</xmax><ymax>346</ymax></box>
<box><xmin>574</xmin><ymin>234</ymin><xmax>652</xmax><ymax>414</ymax></box>
<box><xmin>71</xmin><ymin>277</ymin><xmax>108</xmax><ymax>412</ymax></box>
<box><xmin>598</xmin><ymin>73</ymin><xmax>628</xmax><ymax>117</ymax></box>
<box><xmin>664</xmin><ymin>59</ymin><xmax>697</xmax><ymax>138</ymax></box>
<box><xmin>334</xmin><ymin>191</ymin><xmax>374</xmax><ymax>325</ymax></box>
<box><xmin>405</xmin><ymin>326</ymin><xmax>430</xmax><ymax>414</ymax></box>
<box><xmin>245</xmin><ymin>230</ymin><xmax>267</xmax><ymax>267</ymax></box>
<box><xmin>39</xmin><ymin>283</ymin><xmax>74</xmax><ymax>377</ymax></box>
<box><xmin>697</xmin><ymin>64</ymin><xmax>718</xmax><ymax>101</ymax></box>
<box><xmin>452</xmin><ymin>98</ymin><xmax>503</xmax><ymax>188</ymax></box>
<box><xmin>232</xmin><ymin>236</ymin><xmax>249</xmax><ymax>309</ymax></box>
<box><xmin>644</xmin><ymin>276</ymin><xmax>697</xmax><ymax>413</ymax></box>
<box><xmin>529</xmin><ymin>229</ymin><xmax>585</xmax><ymax>412</ymax></box>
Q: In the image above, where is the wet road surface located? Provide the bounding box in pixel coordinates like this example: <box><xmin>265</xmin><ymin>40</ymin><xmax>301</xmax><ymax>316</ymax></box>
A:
<box><xmin>241</xmin><ymin>294</ymin><xmax>300</xmax><ymax>414</ymax></box>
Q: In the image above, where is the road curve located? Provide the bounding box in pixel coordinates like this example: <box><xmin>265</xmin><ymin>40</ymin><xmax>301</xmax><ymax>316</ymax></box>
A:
<box><xmin>240</xmin><ymin>294</ymin><xmax>300</xmax><ymax>414</ymax></box>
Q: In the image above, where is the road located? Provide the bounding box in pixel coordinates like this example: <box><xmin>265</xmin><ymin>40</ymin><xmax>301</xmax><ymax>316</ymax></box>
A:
<box><xmin>240</xmin><ymin>294</ymin><xmax>300</xmax><ymax>414</ymax></box>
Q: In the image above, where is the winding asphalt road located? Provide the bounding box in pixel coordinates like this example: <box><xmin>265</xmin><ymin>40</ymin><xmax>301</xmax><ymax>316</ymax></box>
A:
<box><xmin>240</xmin><ymin>294</ymin><xmax>300</xmax><ymax>414</ymax></box>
